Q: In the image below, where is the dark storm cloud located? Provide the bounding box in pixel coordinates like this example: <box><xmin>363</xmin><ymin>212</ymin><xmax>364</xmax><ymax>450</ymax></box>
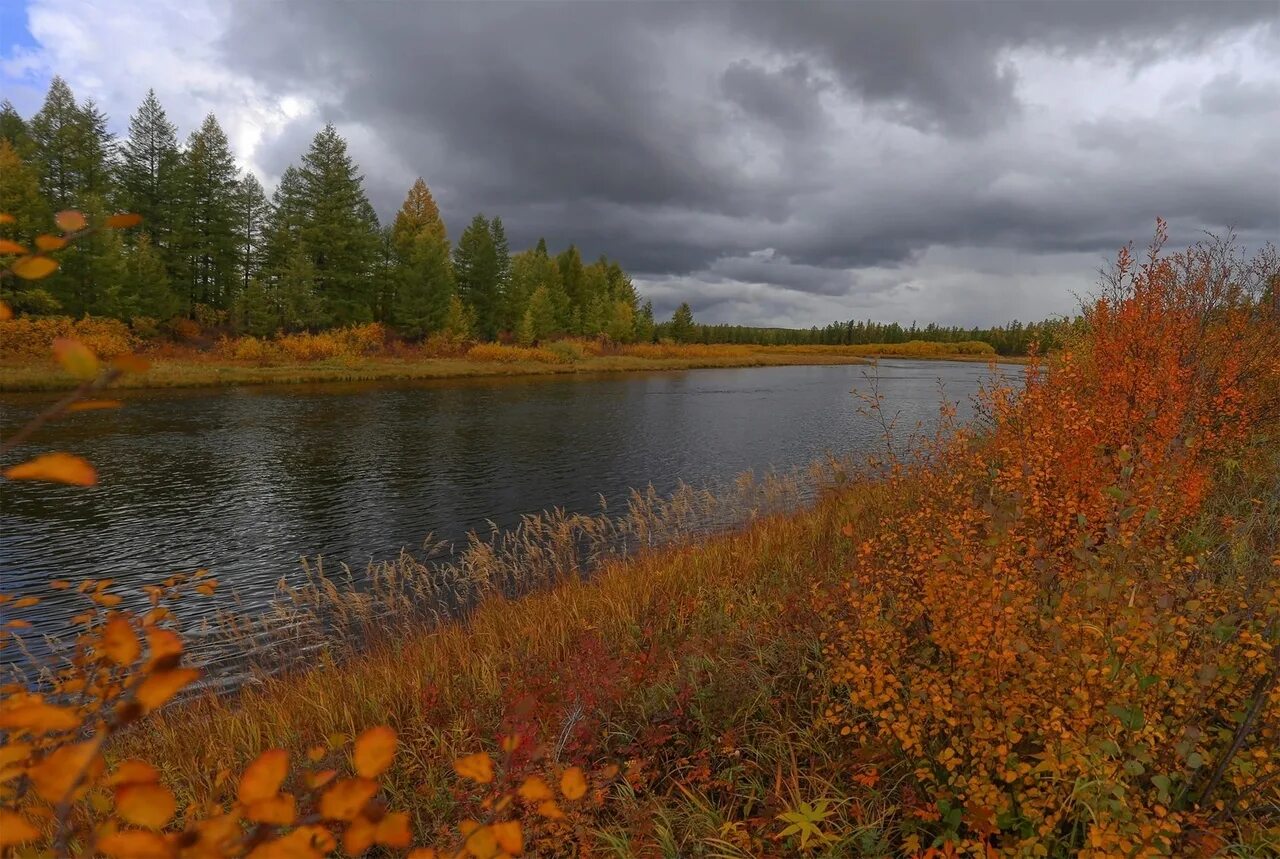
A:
<box><xmin>217</xmin><ymin>1</ymin><xmax>1279</xmax><ymax>323</ymax></box>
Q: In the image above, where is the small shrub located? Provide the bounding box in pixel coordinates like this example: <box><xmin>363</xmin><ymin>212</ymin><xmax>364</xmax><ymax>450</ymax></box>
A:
<box><xmin>545</xmin><ymin>339</ymin><xmax>586</xmax><ymax>362</ymax></box>
<box><xmin>466</xmin><ymin>343</ymin><xmax>567</xmax><ymax>364</ymax></box>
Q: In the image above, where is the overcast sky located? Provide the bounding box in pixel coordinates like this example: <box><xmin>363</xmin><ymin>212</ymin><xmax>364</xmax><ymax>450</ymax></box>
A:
<box><xmin>2</xmin><ymin>1</ymin><xmax>1277</xmax><ymax>327</ymax></box>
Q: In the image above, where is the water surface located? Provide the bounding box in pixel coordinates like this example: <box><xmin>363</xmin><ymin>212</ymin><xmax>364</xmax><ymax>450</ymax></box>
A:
<box><xmin>1</xmin><ymin>360</ymin><xmax>1016</xmax><ymax>647</ymax></box>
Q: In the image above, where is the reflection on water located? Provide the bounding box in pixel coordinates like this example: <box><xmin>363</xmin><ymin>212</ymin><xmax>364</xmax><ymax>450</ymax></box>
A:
<box><xmin>0</xmin><ymin>360</ymin><xmax>1018</xmax><ymax>651</ymax></box>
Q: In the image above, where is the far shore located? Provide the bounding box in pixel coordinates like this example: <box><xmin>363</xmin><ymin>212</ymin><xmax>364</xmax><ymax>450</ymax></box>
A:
<box><xmin>0</xmin><ymin>349</ymin><xmax>1031</xmax><ymax>393</ymax></box>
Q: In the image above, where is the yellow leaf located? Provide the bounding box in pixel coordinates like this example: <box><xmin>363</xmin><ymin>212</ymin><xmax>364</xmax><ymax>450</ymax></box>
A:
<box><xmin>112</xmin><ymin>353</ymin><xmax>152</xmax><ymax>373</ymax></box>
<box><xmin>492</xmin><ymin>820</ymin><xmax>523</xmax><ymax>855</ymax></box>
<box><xmin>10</xmin><ymin>254</ymin><xmax>58</xmax><ymax>280</ymax></box>
<box><xmin>68</xmin><ymin>399</ymin><xmax>123</xmax><ymax>412</ymax></box>
<box><xmin>0</xmin><ymin>238</ymin><xmax>28</xmax><ymax>255</ymax></box>
<box><xmin>30</xmin><ymin>739</ymin><xmax>103</xmax><ymax>802</ymax></box>
<box><xmin>35</xmin><ymin>234</ymin><xmax>67</xmax><ymax>251</ymax></box>
<box><xmin>135</xmin><ymin>667</ymin><xmax>199</xmax><ymax>711</ymax></box>
<box><xmin>319</xmin><ymin>777</ymin><xmax>377</xmax><ymax>821</ymax></box>
<box><xmin>517</xmin><ymin>775</ymin><xmax>553</xmax><ymax>802</ymax></box>
<box><xmin>560</xmin><ymin>766</ymin><xmax>587</xmax><ymax>800</ymax></box>
<box><xmin>0</xmin><ymin>809</ymin><xmax>41</xmax><ymax>848</ymax></box>
<box><xmin>53</xmin><ymin>337</ymin><xmax>100</xmax><ymax>379</ymax></box>
<box><xmin>453</xmin><ymin>751</ymin><xmax>494</xmax><ymax>784</ymax></box>
<box><xmin>246</xmin><ymin>792</ymin><xmax>296</xmax><ymax>825</ymax></box>
<box><xmin>101</xmin><ymin>613</ymin><xmax>141</xmax><ymax>665</ymax></box>
<box><xmin>353</xmin><ymin>725</ymin><xmax>397</xmax><ymax>778</ymax></box>
<box><xmin>3</xmin><ymin>452</ymin><xmax>96</xmax><ymax>486</ymax></box>
<box><xmin>97</xmin><ymin>829</ymin><xmax>173</xmax><ymax>859</ymax></box>
<box><xmin>238</xmin><ymin>748</ymin><xmax>289</xmax><ymax>805</ymax></box>
<box><xmin>116</xmin><ymin>781</ymin><xmax>176</xmax><ymax>829</ymax></box>
<box><xmin>376</xmin><ymin>811</ymin><xmax>413</xmax><ymax>848</ymax></box>
<box><xmin>55</xmin><ymin>210</ymin><xmax>87</xmax><ymax>232</ymax></box>
<box><xmin>0</xmin><ymin>697</ymin><xmax>80</xmax><ymax>733</ymax></box>
<box><xmin>105</xmin><ymin>213</ymin><xmax>143</xmax><ymax>228</ymax></box>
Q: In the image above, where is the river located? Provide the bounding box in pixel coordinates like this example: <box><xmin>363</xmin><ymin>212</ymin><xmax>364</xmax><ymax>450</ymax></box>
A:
<box><xmin>0</xmin><ymin>360</ymin><xmax>1019</xmax><ymax>663</ymax></box>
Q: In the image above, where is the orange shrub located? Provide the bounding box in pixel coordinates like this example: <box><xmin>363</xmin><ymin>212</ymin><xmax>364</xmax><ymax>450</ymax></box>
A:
<box><xmin>618</xmin><ymin>342</ymin><xmax>756</xmax><ymax>359</ymax></box>
<box><xmin>0</xmin><ymin>315</ymin><xmax>137</xmax><ymax>359</ymax></box>
<box><xmin>821</xmin><ymin>224</ymin><xmax>1280</xmax><ymax>855</ymax></box>
<box><xmin>465</xmin><ymin>342</ymin><xmax>568</xmax><ymax>364</ymax></box>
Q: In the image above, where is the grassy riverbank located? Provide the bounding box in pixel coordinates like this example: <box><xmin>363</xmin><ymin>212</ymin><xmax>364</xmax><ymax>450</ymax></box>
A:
<box><xmin>0</xmin><ymin>343</ymin><xmax>1027</xmax><ymax>392</ymax></box>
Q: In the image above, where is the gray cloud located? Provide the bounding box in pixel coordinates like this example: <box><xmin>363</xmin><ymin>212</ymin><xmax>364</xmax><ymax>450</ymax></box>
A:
<box><xmin>204</xmin><ymin>0</ymin><xmax>1280</xmax><ymax>325</ymax></box>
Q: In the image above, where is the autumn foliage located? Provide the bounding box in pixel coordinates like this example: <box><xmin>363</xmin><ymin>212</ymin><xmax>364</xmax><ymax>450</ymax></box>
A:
<box><xmin>821</xmin><ymin>223</ymin><xmax>1280</xmax><ymax>854</ymax></box>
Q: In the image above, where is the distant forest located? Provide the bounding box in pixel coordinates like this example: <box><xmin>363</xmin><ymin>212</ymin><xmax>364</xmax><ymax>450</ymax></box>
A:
<box><xmin>1</xmin><ymin>78</ymin><xmax>1070</xmax><ymax>355</ymax></box>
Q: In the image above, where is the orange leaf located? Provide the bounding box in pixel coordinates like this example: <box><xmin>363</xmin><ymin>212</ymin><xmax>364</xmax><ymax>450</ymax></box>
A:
<box><xmin>238</xmin><ymin>748</ymin><xmax>289</xmax><ymax>805</ymax></box>
<box><xmin>108</xmin><ymin>759</ymin><xmax>161</xmax><ymax>786</ymax></box>
<box><xmin>536</xmin><ymin>800</ymin><xmax>565</xmax><ymax>820</ymax></box>
<box><xmin>29</xmin><ymin>739</ymin><xmax>103</xmax><ymax>802</ymax></box>
<box><xmin>375</xmin><ymin>811</ymin><xmax>412</xmax><ymax>848</ymax></box>
<box><xmin>0</xmin><ymin>809</ymin><xmax>41</xmax><ymax>848</ymax></box>
<box><xmin>97</xmin><ymin>829</ymin><xmax>173</xmax><ymax>859</ymax></box>
<box><xmin>559</xmin><ymin>766</ymin><xmax>587</xmax><ymax>800</ymax></box>
<box><xmin>135</xmin><ymin>667</ymin><xmax>199</xmax><ymax>711</ymax></box>
<box><xmin>353</xmin><ymin>725</ymin><xmax>397</xmax><ymax>778</ymax></box>
<box><xmin>453</xmin><ymin>751</ymin><xmax>494</xmax><ymax>784</ymax></box>
<box><xmin>112</xmin><ymin>353</ymin><xmax>152</xmax><ymax>373</ymax></box>
<box><xmin>10</xmin><ymin>255</ymin><xmax>58</xmax><ymax>280</ymax></box>
<box><xmin>246</xmin><ymin>792</ymin><xmax>297</xmax><ymax>825</ymax></box>
<box><xmin>11</xmin><ymin>596</ymin><xmax>40</xmax><ymax>608</ymax></box>
<box><xmin>304</xmin><ymin>768</ymin><xmax>336</xmax><ymax>790</ymax></box>
<box><xmin>491</xmin><ymin>820</ymin><xmax>522</xmax><ymax>854</ymax></box>
<box><xmin>516</xmin><ymin>775</ymin><xmax>552</xmax><ymax>802</ymax></box>
<box><xmin>55</xmin><ymin>210</ymin><xmax>87</xmax><ymax>232</ymax></box>
<box><xmin>0</xmin><ymin>301</ymin><xmax>10</xmax><ymax>320</ymax></box>
<box><xmin>50</xmin><ymin>579</ymin><xmax>71</xmax><ymax>589</ymax></box>
<box><xmin>68</xmin><ymin>399</ymin><xmax>123</xmax><ymax>412</ymax></box>
<box><xmin>407</xmin><ymin>850</ymin><xmax>439</xmax><ymax>859</ymax></box>
<box><xmin>53</xmin><ymin>337</ymin><xmax>100</xmax><ymax>379</ymax></box>
<box><xmin>318</xmin><ymin>777</ymin><xmax>377</xmax><ymax>821</ymax></box>
<box><xmin>35</xmin><ymin>234</ymin><xmax>67</xmax><ymax>251</ymax></box>
<box><xmin>116</xmin><ymin>781</ymin><xmax>176</xmax><ymax>828</ymax></box>
<box><xmin>105</xmin><ymin>213</ymin><xmax>143</xmax><ymax>229</ymax></box>
<box><xmin>0</xmin><ymin>213</ymin><xmax>14</xmax><ymax>224</ymax></box>
<box><xmin>462</xmin><ymin>825</ymin><xmax>499</xmax><ymax>859</ymax></box>
<box><xmin>0</xmin><ymin>238</ymin><xmax>28</xmax><ymax>255</ymax></box>
<box><xmin>342</xmin><ymin>815</ymin><xmax>376</xmax><ymax>855</ymax></box>
<box><xmin>101</xmin><ymin>613</ymin><xmax>141</xmax><ymax>665</ymax></box>
<box><xmin>144</xmin><ymin>627</ymin><xmax>183</xmax><ymax>666</ymax></box>
<box><xmin>4</xmin><ymin>452</ymin><xmax>97</xmax><ymax>487</ymax></box>
<box><xmin>0</xmin><ymin>697</ymin><xmax>80</xmax><ymax>733</ymax></box>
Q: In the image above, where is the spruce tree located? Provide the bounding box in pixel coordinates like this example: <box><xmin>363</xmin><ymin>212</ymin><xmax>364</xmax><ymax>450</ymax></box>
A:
<box><xmin>557</xmin><ymin>244</ymin><xmax>585</xmax><ymax>328</ymax></box>
<box><xmin>297</xmin><ymin>124</ymin><xmax>380</xmax><ymax>324</ymax></box>
<box><xmin>523</xmin><ymin>285</ymin><xmax>558</xmax><ymax>342</ymax></box>
<box><xmin>127</xmin><ymin>233</ymin><xmax>180</xmax><ymax>321</ymax></box>
<box><xmin>77</xmin><ymin>99</ymin><xmax>116</xmax><ymax>201</ymax></box>
<box><xmin>635</xmin><ymin>300</ymin><xmax>656</xmax><ymax>343</ymax></box>
<box><xmin>176</xmin><ymin>114</ymin><xmax>241</xmax><ymax>312</ymax></box>
<box><xmin>234</xmin><ymin>173</ymin><xmax>270</xmax><ymax>293</ymax></box>
<box><xmin>670</xmin><ymin>302</ymin><xmax>695</xmax><ymax>343</ymax></box>
<box><xmin>262</xmin><ymin>164</ymin><xmax>306</xmax><ymax>275</ymax></box>
<box><xmin>453</xmin><ymin>213</ymin><xmax>501</xmax><ymax>339</ymax></box>
<box><xmin>0</xmin><ymin>100</ymin><xmax>32</xmax><ymax>155</ymax></box>
<box><xmin>118</xmin><ymin>90</ymin><xmax>182</xmax><ymax>255</ymax></box>
<box><xmin>28</xmin><ymin>77</ymin><xmax>84</xmax><ymax>208</ymax></box>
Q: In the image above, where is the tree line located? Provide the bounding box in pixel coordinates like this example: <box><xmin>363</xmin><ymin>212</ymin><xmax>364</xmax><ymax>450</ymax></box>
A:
<box><xmin>0</xmin><ymin>78</ymin><xmax>655</xmax><ymax>344</ymax></box>
<box><xmin>1</xmin><ymin>77</ymin><xmax>1077</xmax><ymax>355</ymax></box>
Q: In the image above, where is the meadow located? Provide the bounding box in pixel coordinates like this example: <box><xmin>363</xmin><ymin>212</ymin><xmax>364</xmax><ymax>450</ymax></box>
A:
<box><xmin>1</xmin><ymin>222</ymin><xmax>1277</xmax><ymax>857</ymax></box>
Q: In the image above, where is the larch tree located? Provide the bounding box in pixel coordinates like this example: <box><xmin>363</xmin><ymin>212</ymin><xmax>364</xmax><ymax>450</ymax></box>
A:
<box><xmin>176</xmin><ymin>114</ymin><xmax>241</xmax><ymax>312</ymax></box>
<box><xmin>234</xmin><ymin>172</ymin><xmax>270</xmax><ymax>293</ymax></box>
<box><xmin>118</xmin><ymin>90</ymin><xmax>183</xmax><ymax>258</ymax></box>
<box><xmin>453</xmin><ymin>213</ymin><xmax>502</xmax><ymax>340</ymax></box>
<box><xmin>296</xmin><ymin>123</ymin><xmax>380</xmax><ymax>324</ymax></box>
<box><xmin>390</xmin><ymin>178</ymin><xmax>454</xmax><ymax>337</ymax></box>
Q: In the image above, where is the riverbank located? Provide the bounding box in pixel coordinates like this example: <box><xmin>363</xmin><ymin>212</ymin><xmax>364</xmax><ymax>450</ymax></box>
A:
<box><xmin>0</xmin><ymin>347</ymin><xmax>1028</xmax><ymax>392</ymax></box>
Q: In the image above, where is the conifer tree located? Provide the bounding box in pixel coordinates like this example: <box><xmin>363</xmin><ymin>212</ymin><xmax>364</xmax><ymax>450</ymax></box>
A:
<box><xmin>234</xmin><ymin>173</ymin><xmax>270</xmax><ymax>293</ymax></box>
<box><xmin>28</xmin><ymin>77</ymin><xmax>84</xmax><ymax>208</ymax></box>
<box><xmin>635</xmin><ymin>299</ymin><xmax>656</xmax><ymax>343</ymax></box>
<box><xmin>670</xmin><ymin>302</ymin><xmax>695</xmax><ymax>343</ymax></box>
<box><xmin>297</xmin><ymin>124</ymin><xmax>380</xmax><ymax>324</ymax></box>
<box><xmin>262</xmin><ymin>164</ymin><xmax>306</xmax><ymax>276</ymax></box>
<box><xmin>118</xmin><ymin>90</ymin><xmax>182</xmax><ymax>255</ymax></box>
<box><xmin>394</xmin><ymin>230</ymin><xmax>454</xmax><ymax>337</ymax></box>
<box><xmin>126</xmin><ymin>233</ymin><xmax>181</xmax><ymax>321</ymax></box>
<box><xmin>523</xmin><ymin>284</ymin><xmax>558</xmax><ymax>342</ymax></box>
<box><xmin>0</xmin><ymin>100</ymin><xmax>32</xmax><ymax>155</ymax></box>
<box><xmin>557</xmin><ymin>244</ymin><xmax>585</xmax><ymax>327</ymax></box>
<box><xmin>453</xmin><ymin>213</ymin><xmax>502</xmax><ymax>339</ymax></box>
<box><xmin>176</xmin><ymin>114</ymin><xmax>241</xmax><ymax>312</ymax></box>
<box><xmin>0</xmin><ymin>139</ymin><xmax>51</xmax><ymax>243</ymax></box>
